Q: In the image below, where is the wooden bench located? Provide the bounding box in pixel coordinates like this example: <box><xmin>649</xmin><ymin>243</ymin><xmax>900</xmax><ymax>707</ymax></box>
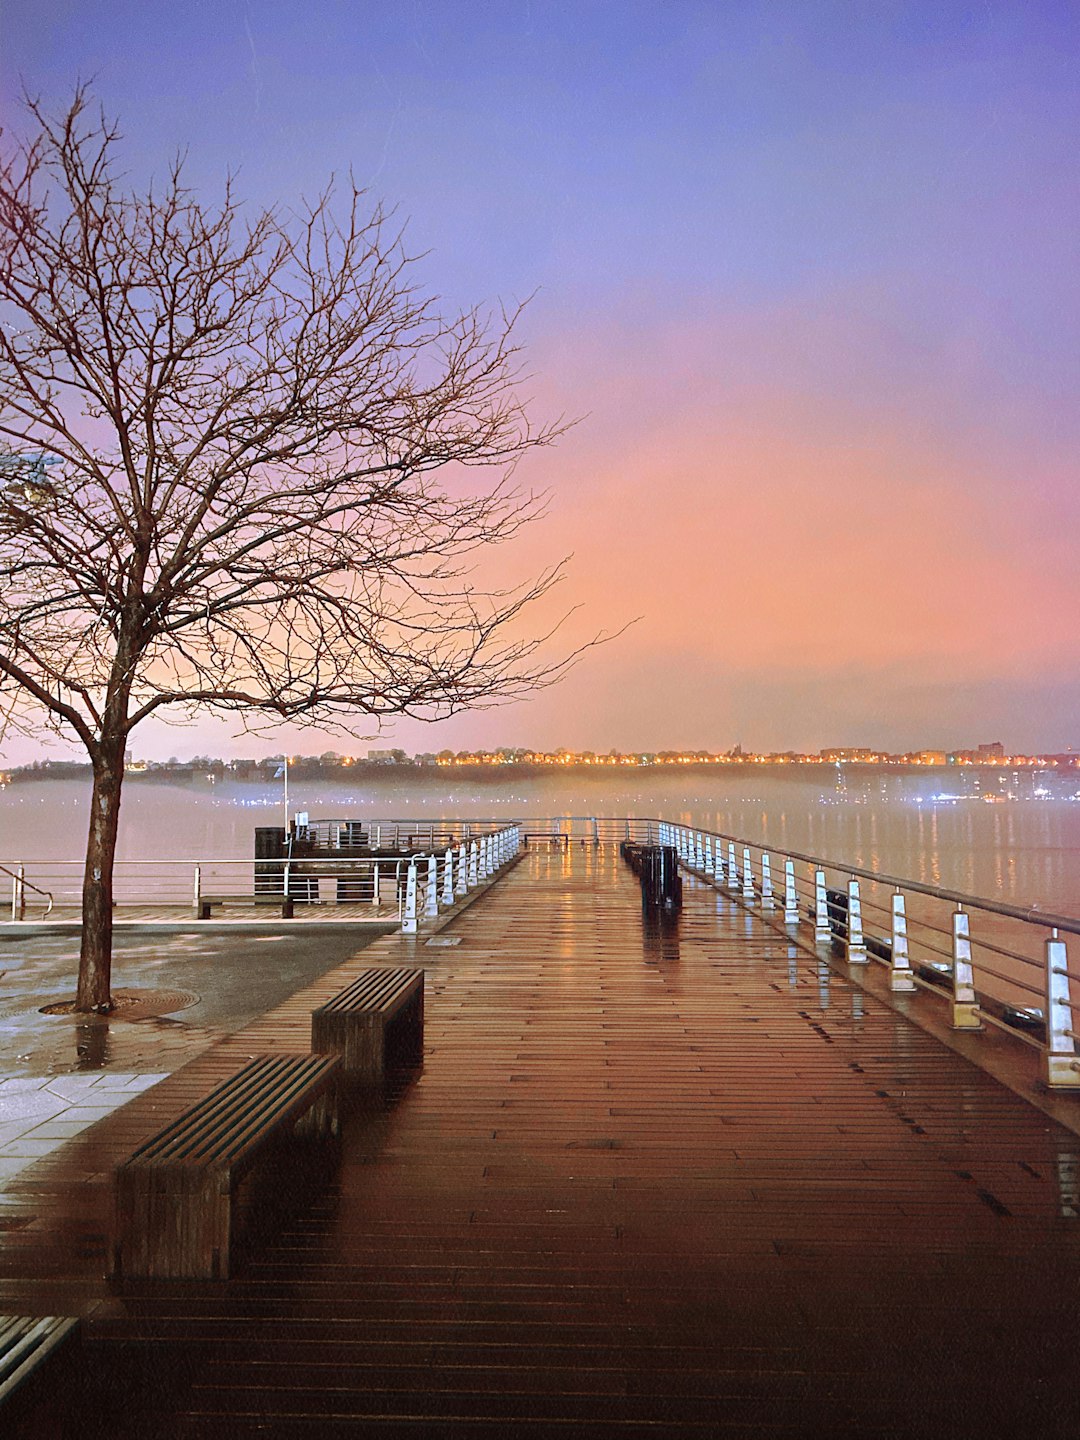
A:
<box><xmin>113</xmin><ymin>1052</ymin><xmax>341</xmax><ymax>1281</ymax></box>
<box><xmin>197</xmin><ymin>893</ymin><xmax>292</xmax><ymax>918</ymax></box>
<box><xmin>312</xmin><ymin>967</ymin><xmax>424</xmax><ymax>1084</ymax></box>
<box><xmin>0</xmin><ymin>1316</ymin><xmax>79</xmax><ymax>1426</ymax></box>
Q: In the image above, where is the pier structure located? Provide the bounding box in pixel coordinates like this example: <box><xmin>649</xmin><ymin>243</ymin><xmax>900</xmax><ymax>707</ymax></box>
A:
<box><xmin>0</xmin><ymin>819</ymin><xmax>1079</xmax><ymax>1435</ymax></box>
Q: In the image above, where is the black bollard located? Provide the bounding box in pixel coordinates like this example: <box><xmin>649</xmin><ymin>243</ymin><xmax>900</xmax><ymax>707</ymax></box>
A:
<box><xmin>621</xmin><ymin>843</ymin><xmax>682</xmax><ymax>913</ymax></box>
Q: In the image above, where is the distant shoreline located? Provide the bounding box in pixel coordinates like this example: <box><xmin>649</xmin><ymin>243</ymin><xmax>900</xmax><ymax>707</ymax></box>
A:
<box><xmin>2</xmin><ymin>758</ymin><xmax>1074</xmax><ymax>790</ymax></box>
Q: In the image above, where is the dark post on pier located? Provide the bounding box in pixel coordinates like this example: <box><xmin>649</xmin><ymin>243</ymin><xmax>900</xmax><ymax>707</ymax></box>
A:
<box><xmin>621</xmin><ymin>840</ymin><xmax>683</xmax><ymax>912</ymax></box>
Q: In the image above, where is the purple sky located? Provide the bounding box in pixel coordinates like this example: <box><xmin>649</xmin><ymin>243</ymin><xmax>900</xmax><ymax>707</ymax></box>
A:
<box><xmin>1</xmin><ymin>2</ymin><xmax>1077</xmax><ymax>761</ymax></box>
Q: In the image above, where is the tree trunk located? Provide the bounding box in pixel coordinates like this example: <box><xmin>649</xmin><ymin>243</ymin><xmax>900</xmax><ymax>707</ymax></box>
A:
<box><xmin>76</xmin><ymin>734</ymin><xmax>126</xmax><ymax>1012</ymax></box>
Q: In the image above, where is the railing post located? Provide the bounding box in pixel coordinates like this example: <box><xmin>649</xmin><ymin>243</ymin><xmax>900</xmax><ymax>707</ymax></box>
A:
<box><xmin>11</xmin><ymin>864</ymin><xmax>25</xmax><ymax>922</ymax></box>
<box><xmin>402</xmin><ymin>861</ymin><xmax>418</xmax><ymax>935</ymax></box>
<box><xmin>727</xmin><ymin>842</ymin><xmax>738</xmax><ymax>892</ymax></box>
<box><xmin>1046</xmin><ymin>930</ymin><xmax>1080</xmax><ymax>1088</ymax></box>
<box><xmin>372</xmin><ymin>862</ymin><xmax>381</xmax><ymax>906</ymax></box>
<box><xmin>760</xmin><ymin>853</ymin><xmax>774</xmax><ymax>910</ymax></box>
<box><xmin>192</xmin><ymin>864</ymin><xmax>201</xmax><ymax>913</ymax></box>
<box><xmin>456</xmin><ymin>843</ymin><xmax>468</xmax><ymax>896</ymax></box>
<box><xmin>704</xmin><ymin>836</ymin><xmax>713</xmax><ymax>877</ymax></box>
<box><xmin>442</xmin><ymin>848</ymin><xmax>455</xmax><ymax>907</ymax></box>
<box><xmin>950</xmin><ymin>909</ymin><xmax>982</xmax><ymax>1029</ymax></box>
<box><xmin>695</xmin><ymin>833</ymin><xmax>704</xmax><ymax>870</ymax></box>
<box><xmin>784</xmin><ymin>859</ymin><xmax>799</xmax><ymax>926</ymax></box>
<box><xmin>425</xmin><ymin>856</ymin><xmax>439</xmax><ymax>918</ymax></box>
<box><xmin>814</xmin><ymin>870</ymin><xmax>830</xmax><ymax>942</ymax></box>
<box><xmin>846</xmin><ymin>878</ymin><xmax>867</xmax><ymax>963</ymax></box>
<box><xmin>889</xmin><ymin>891</ymin><xmax>916</xmax><ymax>991</ymax></box>
<box><xmin>741</xmin><ymin>847</ymin><xmax>754</xmax><ymax>901</ymax></box>
<box><xmin>468</xmin><ymin>842</ymin><xmax>479</xmax><ymax>889</ymax></box>
<box><xmin>712</xmin><ymin>840</ymin><xmax>724</xmax><ymax>885</ymax></box>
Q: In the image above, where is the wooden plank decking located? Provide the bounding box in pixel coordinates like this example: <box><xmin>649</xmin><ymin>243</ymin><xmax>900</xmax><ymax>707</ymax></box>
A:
<box><xmin>4</xmin><ymin>845</ymin><xmax>1080</xmax><ymax>1436</ymax></box>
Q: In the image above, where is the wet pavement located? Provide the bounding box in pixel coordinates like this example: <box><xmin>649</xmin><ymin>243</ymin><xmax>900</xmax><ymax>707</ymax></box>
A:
<box><xmin>0</xmin><ymin>924</ymin><xmax>389</xmax><ymax>1188</ymax></box>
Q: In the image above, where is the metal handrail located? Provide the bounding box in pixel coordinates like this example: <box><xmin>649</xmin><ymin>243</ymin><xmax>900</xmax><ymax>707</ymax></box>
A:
<box><xmin>2</xmin><ymin>816</ymin><xmax>1077</xmax><ymax>927</ymax></box>
<box><xmin>1</xmin><ymin>861</ymin><xmax>53</xmax><ymax>918</ymax></box>
<box><xmin>3</xmin><ymin>814</ymin><xmax>1076</xmax><ymax>1090</ymax></box>
<box><xmin>688</xmin><ymin>824</ymin><xmax>1080</xmax><ymax>937</ymax></box>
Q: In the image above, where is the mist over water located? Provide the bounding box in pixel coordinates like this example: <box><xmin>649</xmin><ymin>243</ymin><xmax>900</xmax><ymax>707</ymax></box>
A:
<box><xmin>1</xmin><ymin>771</ymin><xmax>1077</xmax><ymax>917</ymax></box>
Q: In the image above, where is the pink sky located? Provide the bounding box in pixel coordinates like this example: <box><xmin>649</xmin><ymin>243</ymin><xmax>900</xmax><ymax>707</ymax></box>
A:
<box><xmin>1</xmin><ymin>4</ymin><xmax>1077</xmax><ymax>764</ymax></box>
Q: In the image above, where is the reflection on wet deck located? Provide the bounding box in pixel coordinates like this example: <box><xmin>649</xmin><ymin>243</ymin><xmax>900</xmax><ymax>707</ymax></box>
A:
<box><xmin>5</xmin><ymin>845</ymin><xmax>1080</xmax><ymax>1437</ymax></box>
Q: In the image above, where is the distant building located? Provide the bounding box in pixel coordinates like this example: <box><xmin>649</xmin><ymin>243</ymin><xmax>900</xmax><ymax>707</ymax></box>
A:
<box><xmin>977</xmin><ymin>742</ymin><xmax>1005</xmax><ymax>759</ymax></box>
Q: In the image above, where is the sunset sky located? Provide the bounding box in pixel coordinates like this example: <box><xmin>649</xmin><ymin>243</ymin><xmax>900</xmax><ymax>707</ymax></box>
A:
<box><xmin>1</xmin><ymin>2</ymin><xmax>1077</xmax><ymax>761</ymax></box>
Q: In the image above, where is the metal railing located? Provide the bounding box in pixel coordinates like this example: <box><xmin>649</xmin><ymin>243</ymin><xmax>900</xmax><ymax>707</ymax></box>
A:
<box><xmin>1</xmin><ymin>861</ymin><xmax>53</xmax><ymax>920</ymax></box>
<box><xmin>0</xmin><ymin>825</ymin><xmax>524</xmax><ymax>932</ymax></box>
<box><xmin>655</xmin><ymin>820</ymin><xmax>1080</xmax><ymax>1092</ymax></box>
<box><xmin>298</xmin><ymin>818</ymin><xmax>504</xmax><ymax>853</ymax></box>
<box><xmin>2</xmin><ymin>813</ymin><xmax>1077</xmax><ymax>1090</ymax></box>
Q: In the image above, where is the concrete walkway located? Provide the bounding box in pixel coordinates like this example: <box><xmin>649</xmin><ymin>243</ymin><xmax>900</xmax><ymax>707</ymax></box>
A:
<box><xmin>0</xmin><ymin>1072</ymin><xmax>169</xmax><ymax>1187</ymax></box>
<box><xmin>0</xmin><ymin>923</ymin><xmax>391</xmax><ymax>1195</ymax></box>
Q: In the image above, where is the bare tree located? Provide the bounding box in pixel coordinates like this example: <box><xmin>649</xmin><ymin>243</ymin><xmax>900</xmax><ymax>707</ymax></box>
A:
<box><xmin>0</xmin><ymin>91</ymin><xmax>586</xmax><ymax>1010</ymax></box>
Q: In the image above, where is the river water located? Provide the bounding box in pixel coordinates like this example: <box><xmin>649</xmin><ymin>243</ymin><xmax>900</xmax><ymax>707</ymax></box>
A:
<box><xmin>1</xmin><ymin>770</ymin><xmax>1078</xmax><ymax>917</ymax></box>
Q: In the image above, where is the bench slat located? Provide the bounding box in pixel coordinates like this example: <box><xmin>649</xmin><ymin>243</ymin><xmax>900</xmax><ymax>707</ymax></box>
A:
<box><xmin>114</xmin><ymin>1054</ymin><xmax>342</xmax><ymax>1280</ymax></box>
<box><xmin>318</xmin><ymin>967</ymin><xmax>424</xmax><ymax>1015</ymax></box>
<box><xmin>123</xmin><ymin>1054</ymin><xmax>339</xmax><ymax>1170</ymax></box>
<box><xmin>0</xmin><ymin>1316</ymin><xmax>78</xmax><ymax>1405</ymax></box>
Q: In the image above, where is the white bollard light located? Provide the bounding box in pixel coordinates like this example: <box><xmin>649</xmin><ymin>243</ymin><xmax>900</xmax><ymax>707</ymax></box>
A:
<box><xmin>783</xmin><ymin>859</ymin><xmax>799</xmax><ymax>926</ymax></box>
<box><xmin>951</xmin><ymin>910</ymin><xmax>982</xmax><ymax>1029</ymax></box>
<box><xmin>402</xmin><ymin>861</ymin><xmax>418</xmax><ymax>934</ymax></box>
<box><xmin>814</xmin><ymin>870</ymin><xmax>830</xmax><ymax>942</ymax></box>
<box><xmin>442</xmin><ymin>848</ymin><xmax>455</xmax><ymax>907</ymax></box>
<box><xmin>761</xmin><ymin>853</ymin><xmax>775</xmax><ymax>910</ymax></box>
<box><xmin>1046</xmin><ymin>931</ymin><xmax>1080</xmax><ymax>1088</ymax></box>
<box><xmin>846</xmin><ymin>878</ymin><xmax>867</xmax><ymax>962</ymax></box>
<box><xmin>425</xmin><ymin>855</ymin><xmax>439</xmax><ymax>918</ymax></box>
<box><xmin>889</xmin><ymin>891</ymin><xmax>916</xmax><ymax>991</ymax></box>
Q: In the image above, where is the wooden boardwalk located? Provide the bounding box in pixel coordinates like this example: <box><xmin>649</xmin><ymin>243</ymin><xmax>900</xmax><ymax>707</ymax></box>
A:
<box><xmin>5</xmin><ymin>845</ymin><xmax>1080</xmax><ymax>1436</ymax></box>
